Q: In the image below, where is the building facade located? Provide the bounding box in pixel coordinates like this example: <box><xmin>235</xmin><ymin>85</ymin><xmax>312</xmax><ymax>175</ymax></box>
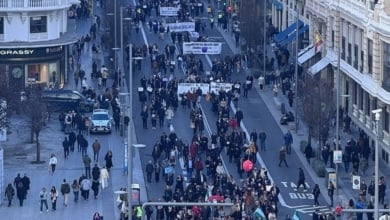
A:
<box><xmin>301</xmin><ymin>0</ymin><xmax>390</xmax><ymax>165</ymax></box>
<box><xmin>0</xmin><ymin>0</ymin><xmax>78</xmax><ymax>94</ymax></box>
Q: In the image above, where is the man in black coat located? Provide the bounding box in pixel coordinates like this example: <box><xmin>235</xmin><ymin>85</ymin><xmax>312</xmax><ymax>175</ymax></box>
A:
<box><xmin>21</xmin><ymin>174</ymin><xmax>30</xmax><ymax>199</ymax></box>
<box><xmin>63</xmin><ymin>137</ymin><xmax>70</xmax><ymax>159</ymax></box>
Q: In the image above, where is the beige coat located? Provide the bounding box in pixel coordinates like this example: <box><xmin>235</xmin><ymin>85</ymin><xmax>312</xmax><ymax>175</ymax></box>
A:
<box><xmin>100</xmin><ymin>168</ymin><xmax>109</xmax><ymax>189</ymax></box>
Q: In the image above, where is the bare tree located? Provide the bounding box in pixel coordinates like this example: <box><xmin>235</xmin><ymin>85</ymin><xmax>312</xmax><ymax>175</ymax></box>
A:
<box><xmin>299</xmin><ymin>74</ymin><xmax>335</xmax><ymax>156</ymax></box>
<box><xmin>23</xmin><ymin>85</ymin><xmax>47</xmax><ymax>163</ymax></box>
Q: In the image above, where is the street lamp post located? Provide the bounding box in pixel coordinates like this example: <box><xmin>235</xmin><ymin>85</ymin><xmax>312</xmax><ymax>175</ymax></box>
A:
<box><xmin>372</xmin><ymin>108</ymin><xmax>382</xmax><ymax>220</ymax></box>
<box><xmin>263</xmin><ymin>0</ymin><xmax>266</xmax><ymax>82</ymax></box>
<box><xmin>120</xmin><ymin>8</ymin><xmax>132</xmax><ymax>90</ymax></box>
<box><xmin>294</xmin><ymin>0</ymin><xmax>303</xmax><ymax>131</ymax></box>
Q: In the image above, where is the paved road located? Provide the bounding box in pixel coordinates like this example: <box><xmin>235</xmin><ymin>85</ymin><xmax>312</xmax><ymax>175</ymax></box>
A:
<box><xmin>124</xmin><ymin>2</ymin><xmax>333</xmax><ymax>219</ymax></box>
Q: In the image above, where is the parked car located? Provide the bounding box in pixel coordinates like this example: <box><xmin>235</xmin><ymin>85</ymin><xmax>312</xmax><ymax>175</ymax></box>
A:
<box><xmin>42</xmin><ymin>89</ymin><xmax>95</xmax><ymax>113</ymax></box>
<box><xmin>90</xmin><ymin>109</ymin><xmax>112</xmax><ymax>134</ymax></box>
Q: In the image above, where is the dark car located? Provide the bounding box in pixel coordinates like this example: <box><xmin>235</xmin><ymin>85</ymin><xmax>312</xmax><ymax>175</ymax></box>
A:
<box><xmin>42</xmin><ymin>89</ymin><xmax>95</xmax><ymax>113</ymax></box>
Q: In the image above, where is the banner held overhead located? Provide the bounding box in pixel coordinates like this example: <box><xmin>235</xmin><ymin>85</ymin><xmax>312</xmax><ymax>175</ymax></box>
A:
<box><xmin>167</xmin><ymin>22</ymin><xmax>195</xmax><ymax>32</ymax></box>
<box><xmin>183</xmin><ymin>42</ymin><xmax>222</xmax><ymax>55</ymax></box>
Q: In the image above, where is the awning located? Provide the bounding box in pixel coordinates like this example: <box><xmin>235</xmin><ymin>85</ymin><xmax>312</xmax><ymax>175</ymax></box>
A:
<box><xmin>298</xmin><ymin>44</ymin><xmax>319</xmax><ymax>65</ymax></box>
<box><xmin>279</xmin><ymin>25</ymin><xmax>309</xmax><ymax>46</ymax></box>
<box><xmin>308</xmin><ymin>55</ymin><xmax>335</xmax><ymax>75</ymax></box>
<box><xmin>274</xmin><ymin>20</ymin><xmax>304</xmax><ymax>44</ymax></box>
<box><xmin>272</xmin><ymin>0</ymin><xmax>283</xmax><ymax>10</ymax></box>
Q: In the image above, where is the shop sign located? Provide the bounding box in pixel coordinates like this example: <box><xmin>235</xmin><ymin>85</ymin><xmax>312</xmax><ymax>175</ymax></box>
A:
<box><xmin>0</xmin><ymin>46</ymin><xmax>64</xmax><ymax>58</ymax></box>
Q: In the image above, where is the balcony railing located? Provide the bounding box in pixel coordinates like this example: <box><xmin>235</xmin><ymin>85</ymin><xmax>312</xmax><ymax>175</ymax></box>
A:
<box><xmin>0</xmin><ymin>0</ymin><xmax>74</xmax><ymax>9</ymax></box>
<box><xmin>339</xmin><ymin>0</ymin><xmax>368</xmax><ymax>19</ymax></box>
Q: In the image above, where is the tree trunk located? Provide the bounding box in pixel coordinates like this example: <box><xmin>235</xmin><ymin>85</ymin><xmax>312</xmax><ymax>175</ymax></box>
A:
<box><xmin>30</xmin><ymin>127</ymin><xmax>34</xmax><ymax>143</ymax></box>
<box><xmin>35</xmin><ymin>132</ymin><xmax>40</xmax><ymax>163</ymax></box>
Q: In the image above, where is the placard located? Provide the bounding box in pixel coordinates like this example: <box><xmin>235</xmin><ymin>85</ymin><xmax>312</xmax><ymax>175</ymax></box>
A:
<box><xmin>183</xmin><ymin>42</ymin><xmax>222</xmax><ymax>55</ymax></box>
<box><xmin>167</xmin><ymin>22</ymin><xmax>195</xmax><ymax>32</ymax></box>
<box><xmin>333</xmin><ymin>150</ymin><xmax>342</xmax><ymax>164</ymax></box>
<box><xmin>209</xmin><ymin>82</ymin><xmax>233</xmax><ymax>94</ymax></box>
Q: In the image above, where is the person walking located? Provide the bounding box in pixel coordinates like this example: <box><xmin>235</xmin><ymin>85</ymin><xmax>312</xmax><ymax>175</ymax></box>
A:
<box><xmin>284</xmin><ymin>130</ymin><xmax>293</xmax><ymax>154</ymax></box>
<box><xmin>71</xmin><ymin>179</ymin><xmax>80</xmax><ymax>202</ymax></box>
<box><xmin>312</xmin><ymin>184</ymin><xmax>321</xmax><ymax>206</ymax></box>
<box><xmin>104</xmin><ymin>150</ymin><xmax>113</xmax><ymax>172</ymax></box>
<box><xmin>39</xmin><ymin>187</ymin><xmax>49</xmax><ymax>212</ymax></box>
<box><xmin>5</xmin><ymin>183</ymin><xmax>15</xmax><ymax>207</ymax></box>
<box><xmin>80</xmin><ymin>178</ymin><xmax>91</xmax><ymax>200</ymax></box>
<box><xmin>92</xmin><ymin>164</ymin><xmax>100</xmax><ymax>181</ymax></box>
<box><xmin>48</xmin><ymin>154</ymin><xmax>58</xmax><ymax>175</ymax></box>
<box><xmin>278</xmin><ymin>146</ymin><xmax>288</xmax><ymax>167</ymax></box>
<box><xmin>50</xmin><ymin>186</ymin><xmax>58</xmax><ymax>211</ymax></box>
<box><xmin>60</xmin><ymin>179</ymin><xmax>71</xmax><ymax>207</ymax></box>
<box><xmin>92</xmin><ymin>139</ymin><xmax>101</xmax><ymax>162</ymax></box>
<box><xmin>93</xmin><ymin>212</ymin><xmax>103</xmax><ymax>220</ymax></box>
<box><xmin>328</xmin><ymin>181</ymin><xmax>335</xmax><ymax>207</ymax></box>
<box><xmin>16</xmin><ymin>178</ymin><xmax>26</xmax><ymax>206</ymax></box>
<box><xmin>77</xmin><ymin>132</ymin><xmax>84</xmax><ymax>152</ymax></box>
<box><xmin>91</xmin><ymin>178</ymin><xmax>100</xmax><ymax>199</ymax></box>
<box><xmin>100</xmin><ymin>166</ymin><xmax>109</xmax><ymax>189</ymax></box>
<box><xmin>80</xmin><ymin>135</ymin><xmax>89</xmax><ymax>156</ymax></box>
<box><xmin>63</xmin><ymin>137</ymin><xmax>70</xmax><ymax>159</ymax></box>
<box><xmin>68</xmin><ymin>131</ymin><xmax>76</xmax><ymax>152</ymax></box>
<box><xmin>146</xmin><ymin>160</ymin><xmax>154</xmax><ymax>183</ymax></box>
<box><xmin>295</xmin><ymin>168</ymin><xmax>307</xmax><ymax>192</ymax></box>
<box><xmin>258</xmin><ymin>130</ymin><xmax>267</xmax><ymax>151</ymax></box>
<box><xmin>304</xmin><ymin>143</ymin><xmax>313</xmax><ymax>164</ymax></box>
<box><xmin>83</xmin><ymin>155</ymin><xmax>92</xmax><ymax>178</ymax></box>
<box><xmin>21</xmin><ymin>173</ymin><xmax>30</xmax><ymax>198</ymax></box>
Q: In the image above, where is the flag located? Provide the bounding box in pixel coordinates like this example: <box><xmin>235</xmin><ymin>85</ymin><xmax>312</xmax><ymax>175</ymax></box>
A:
<box><xmin>314</xmin><ymin>32</ymin><xmax>323</xmax><ymax>53</ymax></box>
<box><xmin>253</xmin><ymin>208</ymin><xmax>266</xmax><ymax>220</ymax></box>
<box><xmin>292</xmin><ymin>210</ymin><xmax>301</xmax><ymax>220</ymax></box>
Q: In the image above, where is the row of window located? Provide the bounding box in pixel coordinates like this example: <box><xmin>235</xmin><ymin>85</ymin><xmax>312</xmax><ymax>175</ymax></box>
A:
<box><xmin>349</xmin><ymin>79</ymin><xmax>390</xmax><ymax>132</ymax></box>
<box><xmin>0</xmin><ymin>16</ymin><xmax>47</xmax><ymax>35</ymax></box>
<box><xmin>329</xmin><ymin>19</ymin><xmax>390</xmax><ymax>92</ymax></box>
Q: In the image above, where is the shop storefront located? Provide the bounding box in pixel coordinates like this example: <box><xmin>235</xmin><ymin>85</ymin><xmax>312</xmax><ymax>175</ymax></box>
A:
<box><xmin>0</xmin><ymin>45</ymin><xmax>65</xmax><ymax>90</ymax></box>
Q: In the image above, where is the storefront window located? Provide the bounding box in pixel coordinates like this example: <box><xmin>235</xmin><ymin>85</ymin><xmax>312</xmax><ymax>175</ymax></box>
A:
<box><xmin>27</xmin><ymin>62</ymin><xmax>59</xmax><ymax>88</ymax></box>
<box><xmin>383</xmin><ymin>42</ymin><xmax>390</xmax><ymax>92</ymax></box>
<box><xmin>48</xmin><ymin>62</ymin><xmax>59</xmax><ymax>88</ymax></box>
<box><xmin>0</xmin><ymin>17</ymin><xmax>4</xmax><ymax>34</ymax></box>
<box><xmin>27</xmin><ymin>64</ymin><xmax>42</xmax><ymax>82</ymax></box>
<box><xmin>30</xmin><ymin>16</ymin><xmax>47</xmax><ymax>33</ymax></box>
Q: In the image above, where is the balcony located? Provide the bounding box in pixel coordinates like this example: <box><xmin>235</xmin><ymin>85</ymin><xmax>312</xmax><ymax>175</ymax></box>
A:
<box><xmin>0</xmin><ymin>0</ymin><xmax>77</xmax><ymax>11</ymax></box>
<box><xmin>338</xmin><ymin>0</ymin><xmax>368</xmax><ymax>24</ymax></box>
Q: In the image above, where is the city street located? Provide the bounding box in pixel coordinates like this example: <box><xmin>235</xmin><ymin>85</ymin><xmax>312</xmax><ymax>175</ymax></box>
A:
<box><xmin>2</xmin><ymin>1</ymin><xmax>390</xmax><ymax>220</ymax></box>
<box><xmin>127</xmin><ymin>2</ymin><xmax>332</xmax><ymax>219</ymax></box>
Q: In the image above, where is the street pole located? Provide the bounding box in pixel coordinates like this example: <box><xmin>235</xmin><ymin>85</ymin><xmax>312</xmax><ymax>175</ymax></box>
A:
<box><xmin>294</xmin><ymin>0</ymin><xmax>300</xmax><ymax>131</ymax></box>
<box><xmin>114</xmin><ymin>0</ymin><xmax>118</xmax><ymax>73</ymax></box>
<box><xmin>335</xmin><ymin>15</ymin><xmax>341</xmax><ymax>196</ymax></box>
<box><xmin>127</xmin><ymin>43</ymin><xmax>133</xmax><ymax>220</ymax></box>
<box><xmin>120</xmin><ymin>6</ymin><xmax>123</xmax><ymax>91</ymax></box>
<box><xmin>263</xmin><ymin>0</ymin><xmax>266</xmax><ymax>84</ymax></box>
<box><xmin>373</xmin><ymin>109</ymin><xmax>381</xmax><ymax>220</ymax></box>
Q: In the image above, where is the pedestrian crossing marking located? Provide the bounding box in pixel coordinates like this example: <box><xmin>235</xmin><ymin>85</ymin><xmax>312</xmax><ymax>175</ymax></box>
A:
<box><xmin>296</xmin><ymin>205</ymin><xmax>333</xmax><ymax>216</ymax></box>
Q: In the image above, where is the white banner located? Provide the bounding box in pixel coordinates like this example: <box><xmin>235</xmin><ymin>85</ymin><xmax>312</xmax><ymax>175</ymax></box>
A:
<box><xmin>183</xmin><ymin>42</ymin><xmax>222</xmax><ymax>55</ymax></box>
<box><xmin>167</xmin><ymin>22</ymin><xmax>195</xmax><ymax>32</ymax></box>
<box><xmin>210</xmin><ymin>82</ymin><xmax>233</xmax><ymax>94</ymax></box>
<box><xmin>178</xmin><ymin>83</ymin><xmax>209</xmax><ymax>95</ymax></box>
<box><xmin>159</xmin><ymin>6</ymin><xmax>180</xmax><ymax>16</ymax></box>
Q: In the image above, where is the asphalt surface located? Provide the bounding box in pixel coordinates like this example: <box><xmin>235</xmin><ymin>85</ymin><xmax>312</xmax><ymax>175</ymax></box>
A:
<box><xmin>2</xmin><ymin>1</ymin><xmax>390</xmax><ymax>220</ymax></box>
<box><xmin>128</xmin><ymin>3</ymin><xmax>332</xmax><ymax>219</ymax></box>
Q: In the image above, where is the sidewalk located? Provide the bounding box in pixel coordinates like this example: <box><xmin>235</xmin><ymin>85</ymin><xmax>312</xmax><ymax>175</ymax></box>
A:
<box><xmin>217</xmin><ymin>19</ymin><xmax>390</xmax><ymax>209</ymax></box>
<box><xmin>0</xmin><ymin>3</ymin><xmax>147</xmax><ymax>220</ymax></box>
